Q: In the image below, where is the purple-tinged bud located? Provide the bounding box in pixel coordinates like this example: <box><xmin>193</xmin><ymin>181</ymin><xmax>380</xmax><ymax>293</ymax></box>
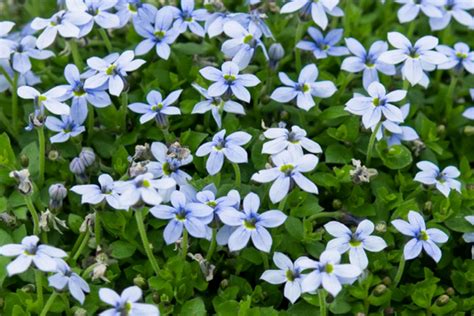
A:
<box><xmin>269</xmin><ymin>43</ymin><xmax>284</xmax><ymax>64</ymax></box>
<box><xmin>79</xmin><ymin>147</ymin><xmax>95</xmax><ymax>167</ymax></box>
<box><xmin>69</xmin><ymin>157</ymin><xmax>86</xmax><ymax>175</ymax></box>
<box><xmin>49</xmin><ymin>183</ymin><xmax>67</xmax><ymax>211</ymax></box>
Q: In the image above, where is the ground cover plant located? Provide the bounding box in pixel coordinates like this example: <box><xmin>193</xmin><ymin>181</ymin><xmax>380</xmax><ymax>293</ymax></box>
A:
<box><xmin>0</xmin><ymin>0</ymin><xmax>473</xmax><ymax>315</ymax></box>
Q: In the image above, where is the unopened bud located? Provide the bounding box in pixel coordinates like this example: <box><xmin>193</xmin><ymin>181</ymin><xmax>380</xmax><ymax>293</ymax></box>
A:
<box><xmin>48</xmin><ymin>150</ymin><xmax>59</xmax><ymax>161</ymax></box>
<box><xmin>383</xmin><ymin>276</ymin><xmax>392</xmax><ymax>286</ymax></box>
<box><xmin>374</xmin><ymin>284</ymin><xmax>387</xmax><ymax>296</ymax></box>
<box><xmin>446</xmin><ymin>287</ymin><xmax>455</xmax><ymax>296</ymax></box>
<box><xmin>436</xmin><ymin>294</ymin><xmax>449</xmax><ymax>306</ymax></box>
<box><xmin>437</xmin><ymin>124</ymin><xmax>446</xmax><ymax>135</ymax></box>
<box><xmin>74</xmin><ymin>308</ymin><xmax>87</xmax><ymax>316</ymax></box>
<box><xmin>332</xmin><ymin>199</ymin><xmax>342</xmax><ymax>209</ymax></box>
<box><xmin>133</xmin><ymin>274</ymin><xmax>147</xmax><ymax>289</ymax></box>
<box><xmin>424</xmin><ymin>201</ymin><xmax>432</xmax><ymax>213</ymax></box>
<box><xmin>20</xmin><ymin>154</ymin><xmax>29</xmax><ymax>167</ymax></box>
<box><xmin>220</xmin><ymin>279</ymin><xmax>229</xmax><ymax>289</ymax></box>
<box><xmin>49</xmin><ymin>183</ymin><xmax>67</xmax><ymax>211</ymax></box>
<box><xmin>9</xmin><ymin>169</ymin><xmax>33</xmax><ymax>195</ymax></box>
<box><xmin>269</xmin><ymin>43</ymin><xmax>284</xmax><ymax>69</ymax></box>
<box><xmin>152</xmin><ymin>292</ymin><xmax>160</xmax><ymax>304</ymax></box>
<box><xmin>79</xmin><ymin>147</ymin><xmax>95</xmax><ymax>167</ymax></box>
<box><xmin>375</xmin><ymin>221</ymin><xmax>387</xmax><ymax>233</ymax></box>
<box><xmin>69</xmin><ymin>157</ymin><xmax>86</xmax><ymax>175</ymax></box>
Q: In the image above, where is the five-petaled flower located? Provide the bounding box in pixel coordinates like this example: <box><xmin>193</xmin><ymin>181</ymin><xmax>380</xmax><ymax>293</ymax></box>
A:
<box><xmin>196</xmin><ymin>129</ymin><xmax>252</xmax><ymax>176</ymax></box>
<box><xmin>271</xmin><ymin>64</ymin><xmax>337</xmax><ymax>111</ymax></box>
<box><xmin>280</xmin><ymin>0</ymin><xmax>343</xmax><ymax>30</ymax></box>
<box><xmin>48</xmin><ymin>258</ymin><xmax>90</xmax><ymax>304</ymax></box>
<box><xmin>99</xmin><ymin>285</ymin><xmax>159</xmax><ymax>316</ymax></box>
<box><xmin>218</xmin><ymin>192</ymin><xmax>287</xmax><ymax>252</ymax></box>
<box><xmin>324</xmin><ymin>220</ymin><xmax>388</xmax><ymax>269</ymax></box>
<box><xmin>414</xmin><ymin>161</ymin><xmax>461</xmax><ymax>197</ymax></box>
<box><xmin>71</xmin><ymin>173</ymin><xmax>124</xmax><ymax>210</ymax></box>
<box><xmin>128</xmin><ymin>89</ymin><xmax>182</xmax><ymax>125</ymax></box>
<box><xmin>297</xmin><ymin>28</ymin><xmax>349</xmax><ymax>60</ymax></box>
<box><xmin>392</xmin><ymin>210</ymin><xmax>449</xmax><ymax>262</ymax></box>
<box><xmin>18</xmin><ymin>85</ymin><xmax>70</xmax><ymax>115</ymax></box>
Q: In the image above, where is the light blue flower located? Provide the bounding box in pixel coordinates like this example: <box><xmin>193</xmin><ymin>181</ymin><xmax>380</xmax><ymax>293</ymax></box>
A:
<box><xmin>280</xmin><ymin>0</ymin><xmax>344</xmax><ymax>30</ymax></box>
<box><xmin>58</xmin><ymin>64</ymin><xmax>112</xmax><ymax>116</ymax></box>
<box><xmin>115</xmin><ymin>172</ymin><xmax>176</xmax><ymax>207</ymax></box>
<box><xmin>463</xmin><ymin>89</ymin><xmax>474</xmax><ymax>120</ymax></box>
<box><xmin>205</xmin><ymin>12</ymin><xmax>231</xmax><ymax>38</ymax></box>
<box><xmin>128</xmin><ymin>89</ymin><xmax>182</xmax><ymax>125</ymax></box>
<box><xmin>341</xmin><ymin>38</ymin><xmax>396</xmax><ymax>90</ymax></box>
<box><xmin>195</xmin><ymin>188</ymin><xmax>238</xmax><ymax>217</ymax></box>
<box><xmin>262</xmin><ymin>125</ymin><xmax>322</xmax><ymax>156</ymax></box>
<box><xmin>4</xmin><ymin>35</ymin><xmax>55</xmax><ymax>74</ymax></box>
<box><xmin>146</xmin><ymin>142</ymin><xmax>192</xmax><ymax>186</ymax></box>
<box><xmin>218</xmin><ymin>192</ymin><xmax>287</xmax><ymax>252</ymax></box>
<box><xmin>99</xmin><ymin>286</ymin><xmax>159</xmax><ymax>316</ymax></box>
<box><xmin>31</xmin><ymin>10</ymin><xmax>88</xmax><ymax>49</ymax></box>
<box><xmin>324</xmin><ymin>220</ymin><xmax>387</xmax><ymax>269</ymax></box>
<box><xmin>231</xmin><ymin>9</ymin><xmax>274</xmax><ymax>39</ymax></box>
<box><xmin>395</xmin><ymin>0</ymin><xmax>443</xmax><ymax>23</ymax></box>
<box><xmin>251</xmin><ymin>149</ymin><xmax>319</xmax><ymax>203</ymax></box>
<box><xmin>300</xmin><ymin>249</ymin><xmax>362</xmax><ymax>297</ymax></box>
<box><xmin>392</xmin><ymin>211</ymin><xmax>449</xmax><ymax>262</ymax></box>
<box><xmin>378</xmin><ymin>32</ymin><xmax>448</xmax><ymax>86</ymax></box>
<box><xmin>436</xmin><ymin>42</ymin><xmax>474</xmax><ymax>73</ymax></box>
<box><xmin>134</xmin><ymin>7</ymin><xmax>180</xmax><ymax>60</ymax></box>
<box><xmin>463</xmin><ymin>216</ymin><xmax>474</xmax><ymax>258</ymax></box>
<box><xmin>48</xmin><ymin>259</ymin><xmax>90</xmax><ymax>304</ymax></box>
<box><xmin>150</xmin><ymin>190</ymin><xmax>214</xmax><ymax>244</ymax></box>
<box><xmin>45</xmin><ymin>112</ymin><xmax>86</xmax><ymax>143</ymax></box>
<box><xmin>345</xmin><ymin>81</ymin><xmax>406</xmax><ymax>129</ymax></box>
<box><xmin>414</xmin><ymin>161</ymin><xmax>461</xmax><ymax>197</ymax></box>
<box><xmin>429</xmin><ymin>0</ymin><xmax>474</xmax><ymax>30</ymax></box>
<box><xmin>373</xmin><ymin>103</ymin><xmax>419</xmax><ymax>146</ymax></box>
<box><xmin>66</xmin><ymin>0</ymin><xmax>120</xmax><ymax>37</ymax></box>
<box><xmin>271</xmin><ymin>63</ymin><xmax>337</xmax><ymax>111</ymax></box>
<box><xmin>199</xmin><ymin>61</ymin><xmax>260</xmax><ymax>103</ymax></box>
<box><xmin>84</xmin><ymin>50</ymin><xmax>146</xmax><ymax>96</ymax></box>
<box><xmin>17</xmin><ymin>85</ymin><xmax>70</xmax><ymax>115</ymax></box>
<box><xmin>170</xmin><ymin>0</ymin><xmax>208</xmax><ymax>37</ymax></box>
<box><xmin>195</xmin><ymin>129</ymin><xmax>252</xmax><ymax>175</ymax></box>
<box><xmin>0</xmin><ymin>235</ymin><xmax>67</xmax><ymax>276</ymax></box>
<box><xmin>71</xmin><ymin>174</ymin><xmax>124</xmax><ymax>209</ymax></box>
<box><xmin>260</xmin><ymin>252</ymin><xmax>311</xmax><ymax>303</ymax></box>
<box><xmin>0</xmin><ymin>21</ymin><xmax>15</xmax><ymax>37</ymax></box>
<box><xmin>221</xmin><ymin>20</ymin><xmax>268</xmax><ymax>69</ymax></box>
<box><xmin>297</xmin><ymin>27</ymin><xmax>349</xmax><ymax>60</ymax></box>
<box><xmin>0</xmin><ymin>21</ymin><xmax>15</xmax><ymax>58</ymax></box>
<box><xmin>0</xmin><ymin>60</ymin><xmax>41</xmax><ymax>93</ymax></box>
<box><xmin>115</xmin><ymin>0</ymin><xmax>157</xmax><ymax>27</ymax></box>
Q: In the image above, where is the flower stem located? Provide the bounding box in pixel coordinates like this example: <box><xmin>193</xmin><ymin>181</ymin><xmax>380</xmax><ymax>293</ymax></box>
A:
<box><xmin>366</xmin><ymin>121</ymin><xmax>382</xmax><ymax>166</ymax></box>
<box><xmin>261</xmin><ymin>252</ymin><xmax>269</xmax><ymax>270</ymax></box>
<box><xmin>0</xmin><ymin>66</ymin><xmax>13</xmax><ymax>86</ymax></box>
<box><xmin>121</xmin><ymin>92</ymin><xmax>128</xmax><ymax>132</ymax></box>
<box><xmin>37</xmin><ymin>126</ymin><xmax>46</xmax><ymax>187</ymax></box>
<box><xmin>69</xmin><ymin>40</ymin><xmax>83</xmax><ymax>70</ymax></box>
<box><xmin>319</xmin><ymin>289</ymin><xmax>327</xmax><ymax>316</ymax></box>
<box><xmin>87</xmin><ymin>106</ymin><xmax>94</xmax><ymax>145</ymax></box>
<box><xmin>206</xmin><ymin>228</ymin><xmax>217</xmax><ymax>262</ymax></box>
<box><xmin>11</xmin><ymin>72</ymin><xmax>18</xmax><ymax>133</ymax></box>
<box><xmin>72</xmin><ymin>230</ymin><xmax>90</xmax><ymax>262</ymax></box>
<box><xmin>402</xmin><ymin>79</ymin><xmax>410</xmax><ymax>90</ymax></box>
<box><xmin>232</xmin><ymin>163</ymin><xmax>241</xmax><ymax>187</ymax></box>
<box><xmin>70</xmin><ymin>231</ymin><xmax>86</xmax><ymax>260</ymax></box>
<box><xmin>445</xmin><ymin>76</ymin><xmax>458</xmax><ymax>119</ymax></box>
<box><xmin>307</xmin><ymin>211</ymin><xmax>343</xmax><ymax>222</ymax></box>
<box><xmin>135</xmin><ymin>208</ymin><xmax>161</xmax><ymax>275</ymax></box>
<box><xmin>294</xmin><ymin>21</ymin><xmax>305</xmax><ymax>73</ymax></box>
<box><xmin>98</xmin><ymin>28</ymin><xmax>113</xmax><ymax>53</ymax></box>
<box><xmin>212</xmin><ymin>172</ymin><xmax>221</xmax><ymax>188</ymax></box>
<box><xmin>182</xmin><ymin>229</ymin><xmax>188</xmax><ymax>260</ymax></box>
<box><xmin>94</xmin><ymin>211</ymin><xmax>101</xmax><ymax>248</ymax></box>
<box><xmin>25</xmin><ymin>196</ymin><xmax>40</xmax><ymax>236</ymax></box>
<box><xmin>40</xmin><ymin>292</ymin><xmax>58</xmax><ymax>316</ymax></box>
<box><xmin>278</xmin><ymin>196</ymin><xmax>287</xmax><ymax>212</ymax></box>
<box><xmin>393</xmin><ymin>254</ymin><xmax>406</xmax><ymax>288</ymax></box>
<box><xmin>35</xmin><ymin>270</ymin><xmax>44</xmax><ymax>309</ymax></box>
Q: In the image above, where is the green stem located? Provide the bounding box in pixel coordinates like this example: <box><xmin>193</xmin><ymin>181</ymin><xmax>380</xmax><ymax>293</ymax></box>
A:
<box><xmin>87</xmin><ymin>106</ymin><xmax>94</xmax><ymax>145</ymax></box>
<box><xmin>403</xmin><ymin>79</ymin><xmax>410</xmax><ymax>90</ymax></box>
<box><xmin>294</xmin><ymin>21</ymin><xmax>305</xmax><ymax>73</ymax></box>
<box><xmin>182</xmin><ymin>229</ymin><xmax>188</xmax><ymax>260</ymax></box>
<box><xmin>319</xmin><ymin>289</ymin><xmax>327</xmax><ymax>316</ymax></box>
<box><xmin>70</xmin><ymin>231</ymin><xmax>86</xmax><ymax>259</ymax></box>
<box><xmin>445</xmin><ymin>76</ymin><xmax>458</xmax><ymax>119</ymax></box>
<box><xmin>393</xmin><ymin>255</ymin><xmax>406</xmax><ymax>288</ymax></box>
<box><xmin>12</xmin><ymin>73</ymin><xmax>18</xmax><ymax>133</ymax></box>
<box><xmin>212</xmin><ymin>172</ymin><xmax>221</xmax><ymax>188</ymax></box>
<box><xmin>69</xmin><ymin>40</ymin><xmax>83</xmax><ymax>70</ymax></box>
<box><xmin>25</xmin><ymin>196</ymin><xmax>40</xmax><ymax>236</ymax></box>
<box><xmin>407</xmin><ymin>20</ymin><xmax>417</xmax><ymax>38</ymax></box>
<box><xmin>94</xmin><ymin>211</ymin><xmax>101</xmax><ymax>248</ymax></box>
<box><xmin>40</xmin><ymin>292</ymin><xmax>58</xmax><ymax>316</ymax></box>
<box><xmin>278</xmin><ymin>196</ymin><xmax>287</xmax><ymax>211</ymax></box>
<box><xmin>261</xmin><ymin>252</ymin><xmax>269</xmax><ymax>270</ymax></box>
<box><xmin>135</xmin><ymin>208</ymin><xmax>161</xmax><ymax>275</ymax></box>
<box><xmin>307</xmin><ymin>211</ymin><xmax>343</xmax><ymax>222</ymax></box>
<box><xmin>121</xmin><ymin>92</ymin><xmax>128</xmax><ymax>132</ymax></box>
<box><xmin>35</xmin><ymin>270</ymin><xmax>44</xmax><ymax>309</ymax></box>
<box><xmin>37</xmin><ymin>126</ymin><xmax>45</xmax><ymax>188</ymax></box>
<box><xmin>72</xmin><ymin>231</ymin><xmax>90</xmax><ymax>262</ymax></box>
<box><xmin>98</xmin><ymin>28</ymin><xmax>113</xmax><ymax>53</ymax></box>
<box><xmin>206</xmin><ymin>228</ymin><xmax>217</xmax><ymax>262</ymax></box>
<box><xmin>335</xmin><ymin>73</ymin><xmax>354</xmax><ymax>105</ymax></box>
<box><xmin>232</xmin><ymin>163</ymin><xmax>241</xmax><ymax>187</ymax></box>
<box><xmin>366</xmin><ymin>121</ymin><xmax>382</xmax><ymax>166</ymax></box>
<box><xmin>81</xmin><ymin>263</ymin><xmax>97</xmax><ymax>279</ymax></box>
<box><xmin>0</xmin><ymin>66</ymin><xmax>13</xmax><ymax>86</ymax></box>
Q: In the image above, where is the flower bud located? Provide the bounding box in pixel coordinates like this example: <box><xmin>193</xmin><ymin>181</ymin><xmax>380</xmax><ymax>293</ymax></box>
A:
<box><xmin>20</xmin><ymin>154</ymin><xmax>29</xmax><ymax>168</ymax></box>
<box><xmin>374</xmin><ymin>284</ymin><xmax>387</xmax><ymax>296</ymax></box>
<box><xmin>160</xmin><ymin>293</ymin><xmax>170</xmax><ymax>303</ymax></box>
<box><xmin>436</xmin><ymin>294</ymin><xmax>449</xmax><ymax>306</ymax></box>
<box><xmin>437</xmin><ymin>124</ymin><xmax>446</xmax><ymax>136</ymax></box>
<box><xmin>133</xmin><ymin>274</ymin><xmax>147</xmax><ymax>289</ymax></box>
<box><xmin>375</xmin><ymin>221</ymin><xmax>387</xmax><ymax>233</ymax></box>
<box><xmin>152</xmin><ymin>292</ymin><xmax>161</xmax><ymax>304</ymax></box>
<box><xmin>424</xmin><ymin>201</ymin><xmax>432</xmax><ymax>214</ymax></box>
<box><xmin>48</xmin><ymin>150</ymin><xmax>59</xmax><ymax>161</ymax></box>
<box><xmin>383</xmin><ymin>276</ymin><xmax>392</xmax><ymax>286</ymax></box>
<box><xmin>73</xmin><ymin>308</ymin><xmax>87</xmax><ymax>316</ymax></box>
<box><xmin>0</xmin><ymin>213</ymin><xmax>16</xmax><ymax>226</ymax></box>
<box><xmin>70</xmin><ymin>157</ymin><xmax>86</xmax><ymax>175</ymax></box>
<box><xmin>220</xmin><ymin>279</ymin><xmax>229</xmax><ymax>289</ymax></box>
<box><xmin>446</xmin><ymin>287</ymin><xmax>455</xmax><ymax>296</ymax></box>
<box><xmin>269</xmin><ymin>43</ymin><xmax>284</xmax><ymax>69</ymax></box>
<box><xmin>332</xmin><ymin>199</ymin><xmax>342</xmax><ymax>209</ymax></box>
<box><xmin>79</xmin><ymin>147</ymin><xmax>95</xmax><ymax>167</ymax></box>
<box><xmin>49</xmin><ymin>183</ymin><xmax>67</xmax><ymax>211</ymax></box>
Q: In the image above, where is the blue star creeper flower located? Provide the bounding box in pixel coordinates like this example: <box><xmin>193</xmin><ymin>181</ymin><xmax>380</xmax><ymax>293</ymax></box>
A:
<box><xmin>17</xmin><ymin>85</ymin><xmax>70</xmax><ymax>115</ymax></box>
<box><xmin>414</xmin><ymin>161</ymin><xmax>461</xmax><ymax>197</ymax></box>
<box><xmin>169</xmin><ymin>0</ymin><xmax>208</xmax><ymax>37</ymax></box>
<box><xmin>99</xmin><ymin>286</ymin><xmax>159</xmax><ymax>316</ymax></box>
<box><xmin>262</xmin><ymin>125</ymin><xmax>322</xmax><ymax>156</ymax></box>
<box><xmin>71</xmin><ymin>174</ymin><xmax>124</xmax><ymax>210</ymax></box>
<box><xmin>392</xmin><ymin>210</ymin><xmax>449</xmax><ymax>262</ymax></box>
<box><xmin>395</xmin><ymin>0</ymin><xmax>443</xmax><ymax>23</ymax></box>
<box><xmin>146</xmin><ymin>142</ymin><xmax>192</xmax><ymax>186</ymax></box>
<box><xmin>297</xmin><ymin>28</ymin><xmax>349</xmax><ymax>60</ymax></box>
<box><xmin>436</xmin><ymin>42</ymin><xmax>474</xmax><ymax>74</ymax></box>
<box><xmin>48</xmin><ymin>258</ymin><xmax>90</xmax><ymax>304</ymax></box>
<box><xmin>280</xmin><ymin>0</ymin><xmax>344</xmax><ymax>30</ymax></box>
<box><xmin>429</xmin><ymin>0</ymin><xmax>474</xmax><ymax>30</ymax></box>
<box><xmin>128</xmin><ymin>89</ymin><xmax>182</xmax><ymax>125</ymax></box>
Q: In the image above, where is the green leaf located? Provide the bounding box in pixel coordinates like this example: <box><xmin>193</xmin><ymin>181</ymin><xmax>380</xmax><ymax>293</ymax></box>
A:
<box><xmin>110</xmin><ymin>240</ymin><xmax>136</xmax><ymax>259</ymax></box>
<box><xmin>180</xmin><ymin>130</ymin><xmax>208</xmax><ymax>152</ymax></box>
<box><xmin>376</xmin><ymin>141</ymin><xmax>413</xmax><ymax>169</ymax></box>
<box><xmin>325</xmin><ymin>144</ymin><xmax>353</xmax><ymax>164</ymax></box>
<box><xmin>284</xmin><ymin>216</ymin><xmax>304</xmax><ymax>240</ymax></box>
<box><xmin>0</xmin><ymin>133</ymin><xmax>16</xmax><ymax>169</ymax></box>
<box><xmin>180</xmin><ymin>297</ymin><xmax>206</xmax><ymax>315</ymax></box>
<box><xmin>112</xmin><ymin>146</ymin><xmax>129</xmax><ymax>175</ymax></box>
